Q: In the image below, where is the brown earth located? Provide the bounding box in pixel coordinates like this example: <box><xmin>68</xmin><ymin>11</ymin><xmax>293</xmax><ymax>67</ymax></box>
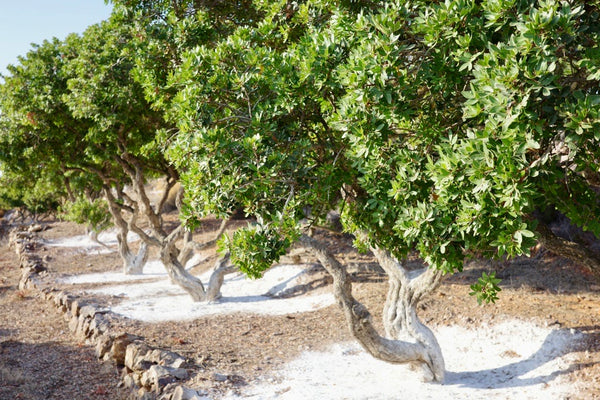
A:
<box><xmin>0</xmin><ymin>231</ymin><xmax>129</xmax><ymax>399</ymax></box>
<box><xmin>1</xmin><ymin>215</ymin><xmax>600</xmax><ymax>399</ymax></box>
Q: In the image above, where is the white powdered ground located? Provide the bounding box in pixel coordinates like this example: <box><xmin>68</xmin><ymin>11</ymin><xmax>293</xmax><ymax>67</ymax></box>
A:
<box><xmin>223</xmin><ymin>321</ymin><xmax>582</xmax><ymax>400</ymax></box>
<box><xmin>55</xmin><ymin>233</ymin><xmax>336</xmax><ymax>320</ymax></box>
<box><xmin>51</xmin><ymin>233</ymin><xmax>584</xmax><ymax>399</ymax></box>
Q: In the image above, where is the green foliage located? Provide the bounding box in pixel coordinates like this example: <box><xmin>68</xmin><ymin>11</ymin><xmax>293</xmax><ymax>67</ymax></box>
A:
<box><xmin>4</xmin><ymin>0</ymin><xmax>600</xmax><ymax>304</ymax></box>
<box><xmin>469</xmin><ymin>272</ymin><xmax>502</xmax><ymax>305</ymax></box>
<box><xmin>0</xmin><ymin>170</ymin><xmax>63</xmax><ymax>215</ymax></box>
<box><xmin>162</xmin><ymin>0</ymin><xmax>600</xmax><ymax>303</ymax></box>
<box><xmin>0</xmin><ymin>15</ymin><xmax>173</xmax><ymax>231</ymax></box>
<box><xmin>221</xmin><ymin>221</ymin><xmax>294</xmax><ymax>279</ymax></box>
<box><xmin>60</xmin><ymin>196</ymin><xmax>112</xmax><ymax>233</ymax></box>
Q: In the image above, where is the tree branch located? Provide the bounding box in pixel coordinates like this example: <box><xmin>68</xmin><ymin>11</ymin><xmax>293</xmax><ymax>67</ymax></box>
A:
<box><xmin>536</xmin><ymin>221</ymin><xmax>600</xmax><ymax>281</ymax></box>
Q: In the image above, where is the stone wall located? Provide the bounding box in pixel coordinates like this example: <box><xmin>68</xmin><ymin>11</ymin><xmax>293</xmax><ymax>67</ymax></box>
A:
<box><xmin>9</xmin><ymin>226</ymin><xmax>209</xmax><ymax>400</ymax></box>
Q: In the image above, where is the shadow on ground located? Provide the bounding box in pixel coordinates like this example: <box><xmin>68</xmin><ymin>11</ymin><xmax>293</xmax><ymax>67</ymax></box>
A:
<box><xmin>0</xmin><ymin>340</ymin><xmax>124</xmax><ymax>400</ymax></box>
<box><xmin>446</xmin><ymin>326</ymin><xmax>600</xmax><ymax>389</ymax></box>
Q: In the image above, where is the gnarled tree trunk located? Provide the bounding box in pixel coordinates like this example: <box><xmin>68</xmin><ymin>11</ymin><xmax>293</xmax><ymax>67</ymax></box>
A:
<box><xmin>103</xmin><ymin>186</ymin><xmax>150</xmax><ymax>274</ymax></box>
<box><xmin>157</xmin><ymin>217</ymin><xmax>235</xmax><ymax>301</ymax></box>
<box><xmin>160</xmin><ymin>229</ymin><xmax>236</xmax><ymax>302</ymax></box>
<box><xmin>88</xmin><ymin>229</ymin><xmax>110</xmax><ymax>249</ymax></box>
<box><xmin>117</xmin><ymin>229</ymin><xmax>149</xmax><ymax>275</ymax></box>
<box><xmin>299</xmin><ymin>234</ymin><xmax>445</xmax><ymax>382</ymax></box>
<box><xmin>105</xmin><ymin>153</ymin><xmax>238</xmax><ymax>300</ymax></box>
<box><xmin>536</xmin><ymin>221</ymin><xmax>600</xmax><ymax>281</ymax></box>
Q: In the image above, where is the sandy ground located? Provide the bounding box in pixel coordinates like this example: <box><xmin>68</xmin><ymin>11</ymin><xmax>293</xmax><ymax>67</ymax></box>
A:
<box><xmin>22</xmin><ymin>217</ymin><xmax>599</xmax><ymax>399</ymax></box>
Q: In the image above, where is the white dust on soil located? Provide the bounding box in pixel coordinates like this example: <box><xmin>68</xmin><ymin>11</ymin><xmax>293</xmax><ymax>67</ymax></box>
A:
<box><xmin>51</xmin><ymin>233</ymin><xmax>584</xmax><ymax>399</ymax></box>
<box><xmin>224</xmin><ymin>321</ymin><xmax>583</xmax><ymax>399</ymax></box>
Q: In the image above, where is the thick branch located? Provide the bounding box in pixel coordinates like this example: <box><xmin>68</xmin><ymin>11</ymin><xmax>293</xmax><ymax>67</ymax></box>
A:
<box><xmin>371</xmin><ymin>247</ymin><xmax>443</xmax><ymax>305</ymax></box>
<box><xmin>115</xmin><ymin>152</ymin><xmax>165</xmax><ymax>237</ymax></box>
<box><xmin>179</xmin><ymin>218</ymin><xmax>230</xmax><ymax>266</ymax></box>
<box><xmin>205</xmin><ymin>252</ymin><xmax>237</xmax><ymax>301</ymax></box>
<box><xmin>104</xmin><ymin>185</ymin><xmax>161</xmax><ymax>248</ymax></box>
<box><xmin>298</xmin><ymin>234</ymin><xmax>439</xmax><ymax>374</ymax></box>
<box><xmin>536</xmin><ymin>221</ymin><xmax>600</xmax><ymax>280</ymax></box>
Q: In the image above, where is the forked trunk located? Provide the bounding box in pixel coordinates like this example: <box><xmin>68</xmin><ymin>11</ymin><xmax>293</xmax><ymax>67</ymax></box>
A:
<box><xmin>161</xmin><ymin>249</ymin><xmax>207</xmax><ymax>301</ymax></box>
<box><xmin>160</xmin><ymin>246</ymin><xmax>236</xmax><ymax>302</ymax></box>
<box><xmin>88</xmin><ymin>229</ymin><xmax>110</xmax><ymax>249</ymax></box>
<box><xmin>205</xmin><ymin>252</ymin><xmax>237</xmax><ymax>301</ymax></box>
<box><xmin>300</xmin><ymin>234</ymin><xmax>445</xmax><ymax>382</ymax></box>
<box><xmin>103</xmin><ymin>186</ymin><xmax>150</xmax><ymax>275</ymax></box>
<box><xmin>117</xmin><ymin>229</ymin><xmax>149</xmax><ymax>275</ymax></box>
<box><xmin>375</xmin><ymin>248</ymin><xmax>445</xmax><ymax>381</ymax></box>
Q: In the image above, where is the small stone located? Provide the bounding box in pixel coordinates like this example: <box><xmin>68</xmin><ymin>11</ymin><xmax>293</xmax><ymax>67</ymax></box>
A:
<box><xmin>75</xmin><ymin>315</ymin><xmax>92</xmax><ymax>340</ymax></box>
<box><xmin>95</xmin><ymin>334</ymin><xmax>113</xmax><ymax>359</ymax></box>
<box><xmin>110</xmin><ymin>333</ymin><xmax>141</xmax><ymax>366</ymax></box>
<box><xmin>68</xmin><ymin>315</ymin><xmax>79</xmax><ymax>333</ymax></box>
<box><xmin>79</xmin><ymin>304</ymin><xmax>98</xmax><ymax>319</ymax></box>
<box><xmin>142</xmin><ymin>365</ymin><xmax>187</xmax><ymax>392</ymax></box>
<box><xmin>121</xmin><ymin>373</ymin><xmax>137</xmax><ymax>389</ymax></box>
<box><xmin>89</xmin><ymin>314</ymin><xmax>109</xmax><ymax>338</ymax></box>
<box><xmin>70</xmin><ymin>300</ymin><xmax>82</xmax><ymax>317</ymax></box>
<box><xmin>137</xmin><ymin>388</ymin><xmax>154</xmax><ymax>400</ymax></box>
<box><xmin>125</xmin><ymin>342</ymin><xmax>151</xmax><ymax>371</ymax></box>
<box><xmin>213</xmin><ymin>373</ymin><xmax>228</xmax><ymax>382</ymax></box>
<box><xmin>28</xmin><ymin>224</ymin><xmax>43</xmax><ymax>232</ymax></box>
<box><xmin>171</xmin><ymin>386</ymin><xmax>210</xmax><ymax>400</ymax></box>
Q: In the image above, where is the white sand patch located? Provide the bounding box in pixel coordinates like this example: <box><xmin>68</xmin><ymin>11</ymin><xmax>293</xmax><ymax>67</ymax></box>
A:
<box><xmin>225</xmin><ymin>320</ymin><xmax>581</xmax><ymax>400</ymax></box>
<box><xmin>49</xmin><ymin>229</ymin><xmax>586</xmax><ymax>398</ymax></box>
<box><xmin>69</xmin><ymin>263</ymin><xmax>334</xmax><ymax>321</ymax></box>
<box><xmin>44</xmin><ymin>228</ymin><xmax>139</xmax><ymax>249</ymax></box>
<box><xmin>109</xmin><ymin>292</ymin><xmax>333</xmax><ymax>321</ymax></box>
<box><xmin>59</xmin><ymin>259</ymin><xmax>169</xmax><ymax>284</ymax></box>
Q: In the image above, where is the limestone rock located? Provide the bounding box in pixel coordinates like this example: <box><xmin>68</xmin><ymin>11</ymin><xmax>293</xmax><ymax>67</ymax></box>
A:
<box><xmin>28</xmin><ymin>224</ymin><xmax>43</xmax><ymax>232</ymax></box>
<box><xmin>141</xmin><ymin>365</ymin><xmax>188</xmax><ymax>391</ymax></box>
<box><xmin>75</xmin><ymin>314</ymin><xmax>92</xmax><ymax>340</ymax></box>
<box><xmin>212</xmin><ymin>373</ymin><xmax>228</xmax><ymax>382</ymax></box>
<box><xmin>95</xmin><ymin>334</ymin><xmax>113</xmax><ymax>359</ymax></box>
<box><xmin>68</xmin><ymin>314</ymin><xmax>79</xmax><ymax>333</ymax></box>
<box><xmin>169</xmin><ymin>386</ymin><xmax>210</xmax><ymax>400</ymax></box>
<box><xmin>79</xmin><ymin>304</ymin><xmax>98</xmax><ymax>319</ymax></box>
<box><xmin>89</xmin><ymin>314</ymin><xmax>110</xmax><ymax>339</ymax></box>
<box><xmin>110</xmin><ymin>333</ymin><xmax>142</xmax><ymax>366</ymax></box>
<box><xmin>125</xmin><ymin>342</ymin><xmax>152</xmax><ymax>372</ymax></box>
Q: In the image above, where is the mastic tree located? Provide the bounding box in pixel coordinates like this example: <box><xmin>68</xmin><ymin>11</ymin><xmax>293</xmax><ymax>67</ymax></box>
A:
<box><xmin>0</xmin><ymin>26</ymin><xmax>159</xmax><ymax>272</ymax></box>
<box><xmin>0</xmin><ymin>37</ymin><xmax>96</xmax><ymax>220</ymax></box>
<box><xmin>165</xmin><ymin>0</ymin><xmax>600</xmax><ymax>382</ymax></box>
<box><xmin>0</xmin><ymin>13</ymin><xmax>244</xmax><ymax>300</ymax></box>
<box><xmin>102</xmin><ymin>0</ymin><xmax>270</xmax><ymax>300</ymax></box>
<box><xmin>58</xmin><ymin>18</ymin><xmax>236</xmax><ymax>294</ymax></box>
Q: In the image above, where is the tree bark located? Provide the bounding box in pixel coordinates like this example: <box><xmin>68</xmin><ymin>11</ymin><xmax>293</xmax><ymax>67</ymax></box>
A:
<box><xmin>87</xmin><ymin>229</ymin><xmax>111</xmax><ymax>249</ymax></box>
<box><xmin>160</xmin><ymin>236</ymin><xmax>236</xmax><ymax>302</ymax></box>
<box><xmin>118</xmin><ymin>233</ymin><xmax>149</xmax><ymax>275</ymax></box>
<box><xmin>104</xmin><ymin>159</ymin><xmax>237</xmax><ymax>300</ymax></box>
<box><xmin>178</xmin><ymin>218</ymin><xmax>229</xmax><ymax>267</ymax></box>
<box><xmin>103</xmin><ymin>186</ymin><xmax>150</xmax><ymax>274</ymax></box>
<box><xmin>205</xmin><ymin>252</ymin><xmax>237</xmax><ymax>301</ymax></box>
<box><xmin>299</xmin><ymin>234</ymin><xmax>445</xmax><ymax>382</ymax></box>
<box><xmin>156</xmin><ymin>215</ymin><xmax>235</xmax><ymax>302</ymax></box>
<box><xmin>536</xmin><ymin>221</ymin><xmax>600</xmax><ymax>281</ymax></box>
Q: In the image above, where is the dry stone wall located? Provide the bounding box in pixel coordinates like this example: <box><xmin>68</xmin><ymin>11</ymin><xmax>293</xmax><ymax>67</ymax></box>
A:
<box><xmin>9</xmin><ymin>225</ymin><xmax>209</xmax><ymax>400</ymax></box>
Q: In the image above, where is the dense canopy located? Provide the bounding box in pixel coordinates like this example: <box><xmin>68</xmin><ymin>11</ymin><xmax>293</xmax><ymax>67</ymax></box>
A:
<box><xmin>1</xmin><ymin>0</ymin><xmax>600</xmax><ymax>382</ymax></box>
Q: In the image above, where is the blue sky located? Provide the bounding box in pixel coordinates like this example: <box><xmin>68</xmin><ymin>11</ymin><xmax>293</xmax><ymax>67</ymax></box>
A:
<box><xmin>0</xmin><ymin>1</ymin><xmax>113</xmax><ymax>76</ymax></box>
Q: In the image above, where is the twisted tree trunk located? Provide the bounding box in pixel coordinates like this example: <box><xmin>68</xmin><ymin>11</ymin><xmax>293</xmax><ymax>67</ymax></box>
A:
<box><xmin>117</xmin><ymin>230</ymin><xmax>149</xmax><ymax>275</ymax></box>
<box><xmin>103</xmin><ymin>186</ymin><xmax>150</xmax><ymax>274</ymax></box>
<box><xmin>88</xmin><ymin>229</ymin><xmax>110</xmax><ymax>249</ymax></box>
<box><xmin>536</xmin><ymin>221</ymin><xmax>600</xmax><ymax>281</ymax></box>
<box><xmin>299</xmin><ymin>234</ymin><xmax>445</xmax><ymax>382</ymax></box>
<box><xmin>160</xmin><ymin>232</ymin><xmax>236</xmax><ymax>302</ymax></box>
<box><xmin>105</xmin><ymin>154</ymin><xmax>238</xmax><ymax>300</ymax></box>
